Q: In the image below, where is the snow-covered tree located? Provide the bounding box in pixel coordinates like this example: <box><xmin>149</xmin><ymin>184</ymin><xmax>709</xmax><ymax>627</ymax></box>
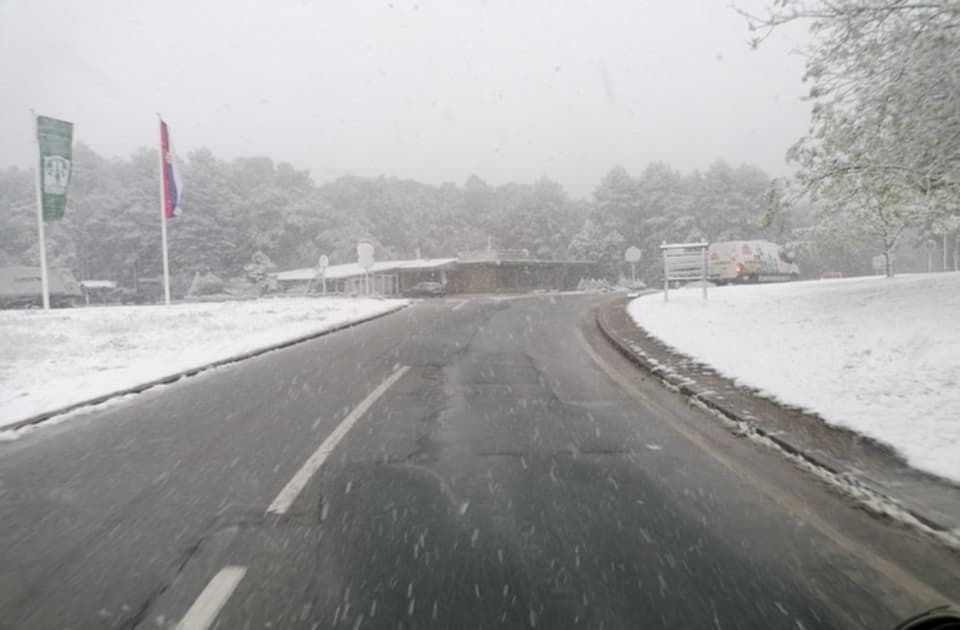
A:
<box><xmin>0</xmin><ymin>141</ymin><xmax>776</xmax><ymax>290</ymax></box>
<box><xmin>743</xmin><ymin>1</ymin><xmax>960</xmax><ymax>271</ymax></box>
<box><xmin>569</xmin><ymin>218</ymin><xmax>604</xmax><ymax>260</ymax></box>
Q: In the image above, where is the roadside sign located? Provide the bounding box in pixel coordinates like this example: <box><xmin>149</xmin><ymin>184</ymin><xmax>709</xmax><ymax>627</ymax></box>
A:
<box><xmin>660</xmin><ymin>241</ymin><xmax>709</xmax><ymax>301</ymax></box>
<box><xmin>624</xmin><ymin>246</ymin><xmax>642</xmax><ymax>284</ymax></box>
<box><xmin>357</xmin><ymin>240</ymin><xmax>375</xmax><ymax>295</ymax></box>
<box><xmin>357</xmin><ymin>240</ymin><xmax>375</xmax><ymax>271</ymax></box>
<box><xmin>317</xmin><ymin>255</ymin><xmax>329</xmax><ymax>295</ymax></box>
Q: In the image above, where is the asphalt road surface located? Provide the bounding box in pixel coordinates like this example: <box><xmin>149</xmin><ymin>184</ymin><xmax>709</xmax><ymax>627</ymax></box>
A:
<box><xmin>1</xmin><ymin>294</ymin><xmax>958</xmax><ymax>629</ymax></box>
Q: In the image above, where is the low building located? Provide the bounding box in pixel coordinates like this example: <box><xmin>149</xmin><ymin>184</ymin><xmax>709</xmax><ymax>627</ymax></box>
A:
<box><xmin>272</xmin><ymin>258</ymin><xmax>457</xmax><ymax>295</ymax></box>
<box><xmin>79</xmin><ymin>280</ymin><xmax>117</xmax><ymax>305</ymax></box>
<box><xmin>448</xmin><ymin>250</ymin><xmax>597</xmax><ymax>294</ymax></box>
<box><xmin>0</xmin><ymin>266</ymin><xmax>82</xmax><ymax>308</ymax></box>
<box><xmin>272</xmin><ymin>251</ymin><xmax>600</xmax><ymax>296</ymax></box>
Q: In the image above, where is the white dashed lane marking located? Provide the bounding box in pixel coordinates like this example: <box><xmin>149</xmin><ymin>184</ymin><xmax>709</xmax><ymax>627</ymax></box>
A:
<box><xmin>266</xmin><ymin>365</ymin><xmax>410</xmax><ymax>515</ymax></box>
<box><xmin>176</xmin><ymin>566</ymin><xmax>246</xmax><ymax>630</ymax></box>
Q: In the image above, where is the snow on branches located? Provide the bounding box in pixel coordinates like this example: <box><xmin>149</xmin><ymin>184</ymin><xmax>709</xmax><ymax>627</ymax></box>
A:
<box><xmin>742</xmin><ymin>1</ymin><xmax>960</xmax><ymax>273</ymax></box>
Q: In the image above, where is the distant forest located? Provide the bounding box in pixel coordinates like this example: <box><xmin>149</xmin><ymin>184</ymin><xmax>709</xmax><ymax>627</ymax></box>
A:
<box><xmin>0</xmin><ymin>143</ymin><xmax>889</xmax><ymax>295</ymax></box>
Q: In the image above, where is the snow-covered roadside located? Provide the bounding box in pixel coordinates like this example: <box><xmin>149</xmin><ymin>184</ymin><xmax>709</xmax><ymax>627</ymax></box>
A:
<box><xmin>0</xmin><ymin>297</ymin><xmax>407</xmax><ymax>431</ymax></box>
<box><xmin>628</xmin><ymin>274</ymin><xmax>960</xmax><ymax>484</ymax></box>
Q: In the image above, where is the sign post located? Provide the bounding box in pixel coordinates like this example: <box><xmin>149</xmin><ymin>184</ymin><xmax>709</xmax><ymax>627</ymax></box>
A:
<box><xmin>660</xmin><ymin>241</ymin><xmax>709</xmax><ymax>301</ymax></box>
<box><xmin>318</xmin><ymin>255</ymin><xmax>329</xmax><ymax>296</ymax></box>
<box><xmin>624</xmin><ymin>246</ymin><xmax>642</xmax><ymax>284</ymax></box>
<box><xmin>357</xmin><ymin>240</ymin><xmax>375</xmax><ymax>296</ymax></box>
<box><xmin>944</xmin><ymin>233</ymin><xmax>949</xmax><ymax>273</ymax></box>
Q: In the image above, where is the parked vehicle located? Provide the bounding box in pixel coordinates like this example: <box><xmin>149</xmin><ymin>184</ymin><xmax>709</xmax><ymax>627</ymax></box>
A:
<box><xmin>404</xmin><ymin>281</ymin><xmax>446</xmax><ymax>297</ymax></box>
<box><xmin>0</xmin><ymin>266</ymin><xmax>82</xmax><ymax>308</ymax></box>
<box><xmin>707</xmin><ymin>241</ymin><xmax>799</xmax><ymax>284</ymax></box>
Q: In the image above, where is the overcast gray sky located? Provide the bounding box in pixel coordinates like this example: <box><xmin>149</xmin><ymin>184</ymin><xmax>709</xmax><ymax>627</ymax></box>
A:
<box><xmin>0</xmin><ymin>0</ymin><xmax>810</xmax><ymax>197</ymax></box>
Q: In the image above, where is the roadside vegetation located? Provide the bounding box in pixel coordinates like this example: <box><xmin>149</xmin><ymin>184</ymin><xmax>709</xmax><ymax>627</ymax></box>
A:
<box><xmin>743</xmin><ymin>0</ymin><xmax>960</xmax><ymax>276</ymax></box>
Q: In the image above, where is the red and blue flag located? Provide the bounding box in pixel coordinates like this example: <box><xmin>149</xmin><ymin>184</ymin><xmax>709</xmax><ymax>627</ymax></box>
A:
<box><xmin>159</xmin><ymin>120</ymin><xmax>182</xmax><ymax>219</ymax></box>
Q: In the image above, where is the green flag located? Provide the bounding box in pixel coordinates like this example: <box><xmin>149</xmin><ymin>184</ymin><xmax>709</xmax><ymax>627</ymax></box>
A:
<box><xmin>36</xmin><ymin>115</ymin><xmax>74</xmax><ymax>221</ymax></box>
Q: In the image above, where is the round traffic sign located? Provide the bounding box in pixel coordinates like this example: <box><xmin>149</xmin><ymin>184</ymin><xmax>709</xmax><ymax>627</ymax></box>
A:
<box><xmin>624</xmin><ymin>246</ymin><xmax>642</xmax><ymax>263</ymax></box>
<box><xmin>357</xmin><ymin>240</ymin><xmax>375</xmax><ymax>270</ymax></box>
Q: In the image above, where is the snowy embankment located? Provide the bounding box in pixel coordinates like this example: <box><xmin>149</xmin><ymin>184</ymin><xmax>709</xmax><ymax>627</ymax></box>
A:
<box><xmin>0</xmin><ymin>297</ymin><xmax>406</xmax><ymax>431</ymax></box>
<box><xmin>628</xmin><ymin>274</ymin><xmax>960</xmax><ymax>483</ymax></box>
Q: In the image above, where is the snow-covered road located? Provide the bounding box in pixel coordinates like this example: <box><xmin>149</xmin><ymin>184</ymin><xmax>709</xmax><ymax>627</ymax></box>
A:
<box><xmin>629</xmin><ymin>273</ymin><xmax>960</xmax><ymax>483</ymax></box>
<box><xmin>0</xmin><ymin>297</ymin><xmax>407</xmax><ymax>430</ymax></box>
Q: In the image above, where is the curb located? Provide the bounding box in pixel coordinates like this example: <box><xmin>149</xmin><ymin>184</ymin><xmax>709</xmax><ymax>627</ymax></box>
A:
<box><xmin>2</xmin><ymin>302</ymin><xmax>410</xmax><ymax>433</ymax></box>
<box><xmin>596</xmin><ymin>299</ymin><xmax>843</xmax><ymax>474</ymax></box>
<box><xmin>595</xmin><ymin>296</ymin><xmax>960</xmax><ymax>544</ymax></box>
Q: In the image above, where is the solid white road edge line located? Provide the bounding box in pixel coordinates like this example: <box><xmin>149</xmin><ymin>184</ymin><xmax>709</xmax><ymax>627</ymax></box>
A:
<box><xmin>176</xmin><ymin>565</ymin><xmax>247</xmax><ymax>630</ymax></box>
<box><xmin>451</xmin><ymin>300</ymin><xmax>468</xmax><ymax>311</ymax></box>
<box><xmin>266</xmin><ymin>365</ymin><xmax>411</xmax><ymax>515</ymax></box>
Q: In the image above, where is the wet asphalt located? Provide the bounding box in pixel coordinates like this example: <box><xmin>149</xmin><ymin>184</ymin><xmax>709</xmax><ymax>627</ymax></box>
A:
<box><xmin>0</xmin><ymin>294</ymin><xmax>957</xmax><ymax>629</ymax></box>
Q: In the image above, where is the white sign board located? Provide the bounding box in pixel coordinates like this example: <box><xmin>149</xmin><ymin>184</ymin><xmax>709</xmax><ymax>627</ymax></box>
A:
<box><xmin>661</xmin><ymin>241</ymin><xmax>708</xmax><ymax>301</ymax></box>
<box><xmin>624</xmin><ymin>246</ymin><xmax>642</xmax><ymax>263</ymax></box>
<box><xmin>357</xmin><ymin>240</ymin><xmax>375</xmax><ymax>271</ymax></box>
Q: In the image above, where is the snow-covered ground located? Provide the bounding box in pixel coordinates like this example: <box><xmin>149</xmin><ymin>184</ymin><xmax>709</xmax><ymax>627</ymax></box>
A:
<box><xmin>629</xmin><ymin>273</ymin><xmax>960</xmax><ymax>484</ymax></box>
<box><xmin>0</xmin><ymin>297</ymin><xmax>406</xmax><ymax>430</ymax></box>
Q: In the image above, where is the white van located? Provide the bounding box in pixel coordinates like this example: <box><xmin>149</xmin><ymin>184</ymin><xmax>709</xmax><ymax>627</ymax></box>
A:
<box><xmin>707</xmin><ymin>240</ymin><xmax>799</xmax><ymax>284</ymax></box>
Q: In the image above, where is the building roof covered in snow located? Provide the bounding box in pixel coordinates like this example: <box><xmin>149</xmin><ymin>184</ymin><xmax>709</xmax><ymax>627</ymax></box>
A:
<box><xmin>272</xmin><ymin>258</ymin><xmax>458</xmax><ymax>282</ymax></box>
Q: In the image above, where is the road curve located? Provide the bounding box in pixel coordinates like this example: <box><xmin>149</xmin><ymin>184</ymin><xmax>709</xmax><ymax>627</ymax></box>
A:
<box><xmin>0</xmin><ymin>294</ymin><xmax>956</xmax><ymax>629</ymax></box>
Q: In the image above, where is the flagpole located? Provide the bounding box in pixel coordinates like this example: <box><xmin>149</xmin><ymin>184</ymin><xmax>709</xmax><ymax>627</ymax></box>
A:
<box><xmin>157</xmin><ymin>114</ymin><xmax>171</xmax><ymax>305</ymax></box>
<box><xmin>31</xmin><ymin>110</ymin><xmax>51</xmax><ymax>310</ymax></box>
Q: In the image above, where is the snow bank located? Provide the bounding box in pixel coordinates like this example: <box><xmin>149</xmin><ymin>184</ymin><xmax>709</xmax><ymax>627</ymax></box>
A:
<box><xmin>628</xmin><ymin>274</ymin><xmax>960</xmax><ymax>483</ymax></box>
<box><xmin>0</xmin><ymin>297</ymin><xmax>406</xmax><ymax>429</ymax></box>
